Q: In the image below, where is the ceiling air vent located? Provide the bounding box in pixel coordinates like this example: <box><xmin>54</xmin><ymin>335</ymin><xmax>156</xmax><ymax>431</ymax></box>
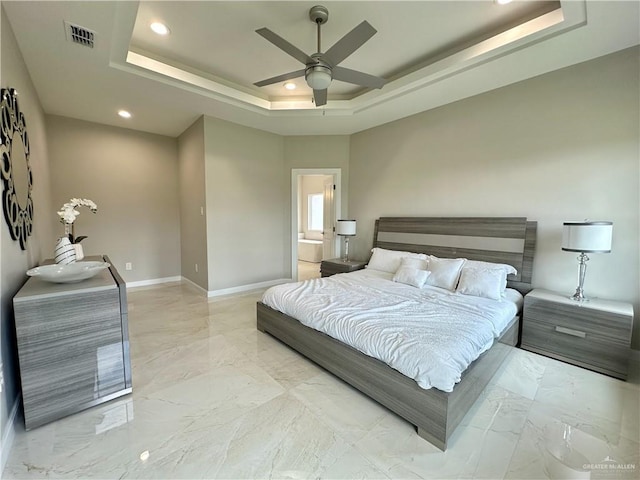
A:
<box><xmin>64</xmin><ymin>21</ymin><xmax>95</xmax><ymax>48</ymax></box>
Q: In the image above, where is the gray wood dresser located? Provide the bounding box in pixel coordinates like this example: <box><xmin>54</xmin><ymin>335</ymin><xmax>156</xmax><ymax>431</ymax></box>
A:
<box><xmin>521</xmin><ymin>288</ymin><xmax>633</xmax><ymax>380</ymax></box>
<box><xmin>320</xmin><ymin>258</ymin><xmax>367</xmax><ymax>277</ymax></box>
<box><xmin>13</xmin><ymin>255</ymin><xmax>132</xmax><ymax>429</ymax></box>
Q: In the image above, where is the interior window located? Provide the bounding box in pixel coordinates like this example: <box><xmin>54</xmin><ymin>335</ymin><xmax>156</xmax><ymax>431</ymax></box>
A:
<box><xmin>308</xmin><ymin>193</ymin><xmax>323</xmax><ymax>231</ymax></box>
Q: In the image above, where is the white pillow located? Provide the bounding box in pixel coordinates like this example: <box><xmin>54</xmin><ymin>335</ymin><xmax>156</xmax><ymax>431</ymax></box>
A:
<box><xmin>456</xmin><ymin>267</ymin><xmax>505</xmax><ymax>300</ymax></box>
<box><xmin>461</xmin><ymin>260</ymin><xmax>518</xmax><ymax>293</ymax></box>
<box><xmin>463</xmin><ymin>260</ymin><xmax>517</xmax><ymax>276</ymax></box>
<box><xmin>424</xmin><ymin>257</ymin><xmax>466</xmax><ymax>291</ymax></box>
<box><xmin>393</xmin><ymin>266</ymin><xmax>431</xmax><ymax>288</ymax></box>
<box><xmin>366</xmin><ymin>248</ymin><xmax>427</xmax><ymax>273</ymax></box>
<box><xmin>456</xmin><ymin>261</ymin><xmax>517</xmax><ymax>300</ymax></box>
<box><xmin>398</xmin><ymin>256</ymin><xmax>429</xmax><ymax>270</ymax></box>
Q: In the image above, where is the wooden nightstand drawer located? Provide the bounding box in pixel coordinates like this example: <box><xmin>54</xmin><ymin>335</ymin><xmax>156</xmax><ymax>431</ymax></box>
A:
<box><xmin>521</xmin><ymin>289</ymin><xmax>633</xmax><ymax>380</ymax></box>
<box><xmin>522</xmin><ymin>318</ymin><xmax>629</xmax><ymax>378</ymax></box>
<box><xmin>524</xmin><ymin>296</ymin><xmax>632</xmax><ymax>344</ymax></box>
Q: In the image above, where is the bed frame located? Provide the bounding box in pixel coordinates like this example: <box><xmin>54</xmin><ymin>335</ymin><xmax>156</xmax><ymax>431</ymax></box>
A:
<box><xmin>257</xmin><ymin>217</ymin><xmax>537</xmax><ymax>450</ymax></box>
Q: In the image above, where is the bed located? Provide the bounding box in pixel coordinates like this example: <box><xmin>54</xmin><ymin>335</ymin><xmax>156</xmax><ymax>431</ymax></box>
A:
<box><xmin>256</xmin><ymin>217</ymin><xmax>537</xmax><ymax>450</ymax></box>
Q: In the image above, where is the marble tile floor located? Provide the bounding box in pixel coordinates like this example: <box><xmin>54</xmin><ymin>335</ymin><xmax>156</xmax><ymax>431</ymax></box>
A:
<box><xmin>297</xmin><ymin>261</ymin><xmax>321</xmax><ymax>281</ymax></box>
<box><xmin>3</xmin><ymin>282</ymin><xmax>639</xmax><ymax>479</ymax></box>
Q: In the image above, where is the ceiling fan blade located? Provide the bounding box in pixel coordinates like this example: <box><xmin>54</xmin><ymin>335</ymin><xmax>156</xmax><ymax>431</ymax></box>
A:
<box><xmin>332</xmin><ymin>66</ymin><xmax>385</xmax><ymax>89</ymax></box>
<box><xmin>323</xmin><ymin>21</ymin><xmax>377</xmax><ymax>66</ymax></box>
<box><xmin>254</xmin><ymin>69</ymin><xmax>305</xmax><ymax>87</ymax></box>
<box><xmin>313</xmin><ymin>89</ymin><xmax>327</xmax><ymax>107</ymax></box>
<box><xmin>256</xmin><ymin>28</ymin><xmax>316</xmax><ymax>66</ymax></box>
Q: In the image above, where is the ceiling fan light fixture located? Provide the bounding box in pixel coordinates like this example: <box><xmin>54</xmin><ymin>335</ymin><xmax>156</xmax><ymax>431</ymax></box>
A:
<box><xmin>305</xmin><ymin>65</ymin><xmax>332</xmax><ymax>90</ymax></box>
<box><xmin>254</xmin><ymin>5</ymin><xmax>383</xmax><ymax>107</ymax></box>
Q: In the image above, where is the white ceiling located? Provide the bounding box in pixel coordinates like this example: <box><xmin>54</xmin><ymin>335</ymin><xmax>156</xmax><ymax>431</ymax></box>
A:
<box><xmin>3</xmin><ymin>1</ymin><xmax>639</xmax><ymax>138</ymax></box>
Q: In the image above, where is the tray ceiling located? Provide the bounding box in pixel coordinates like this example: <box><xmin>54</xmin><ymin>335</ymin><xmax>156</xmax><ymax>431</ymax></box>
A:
<box><xmin>3</xmin><ymin>1</ymin><xmax>639</xmax><ymax>137</ymax></box>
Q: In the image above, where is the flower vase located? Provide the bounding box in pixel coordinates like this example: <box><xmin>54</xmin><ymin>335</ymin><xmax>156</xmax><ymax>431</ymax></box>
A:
<box><xmin>54</xmin><ymin>237</ymin><xmax>76</xmax><ymax>265</ymax></box>
<box><xmin>74</xmin><ymin>243</ymin><xmax>84</xmax><ymax>261</ymax></box>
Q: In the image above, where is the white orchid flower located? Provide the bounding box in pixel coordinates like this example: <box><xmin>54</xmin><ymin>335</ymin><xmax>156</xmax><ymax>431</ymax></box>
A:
<box><xmin>57</xmin><ymin>198</ymin><xmax>98</xmax><ymax>224</ymax></box>
<box><xmin>57</xmin><ymin>210</ymin><xmax>78</xmax><ymax>224</ymax></box>
<box><xmin>81</xmin><ymin>199</ymin><xmax>98</xmax><ymax>212</ymax></box>
<box><xmin>57</xmin><ymin>198</ymin><xmax>98</xmax><ymax>244</ymax></box>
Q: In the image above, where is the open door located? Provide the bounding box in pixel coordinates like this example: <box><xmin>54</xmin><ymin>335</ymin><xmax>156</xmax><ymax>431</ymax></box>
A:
<box><xmin>322</xmin><ymin>178</ymin><xmax>335</xmax><ymax>260</ymax></box>
<box><xmin>291</xmin><ymin>169</ymin><xmax>342</xmax><ymax>282</ymax></box>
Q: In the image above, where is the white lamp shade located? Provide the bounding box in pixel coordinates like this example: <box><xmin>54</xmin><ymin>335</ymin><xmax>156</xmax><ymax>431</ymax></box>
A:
<box><xmin>305</xmin><ymin>66</ymin><xmax>332</xmax><ymax>90</ymax></box>
<box><xmin>562</xmin><ymin>222</ymin><xmax>612</xmax><ymax>253</ymax></box>
<box><xmin>336</xmin><ymin>219</ymin><xmax>356</xmax><ymax>236</ymax></box>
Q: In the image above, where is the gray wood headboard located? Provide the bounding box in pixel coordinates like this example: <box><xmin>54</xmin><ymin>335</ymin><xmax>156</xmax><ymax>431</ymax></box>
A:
<box><xmin>372</xmin><ymin>217</ymin><xmax>537</xmax><ymax>293</ymax></box>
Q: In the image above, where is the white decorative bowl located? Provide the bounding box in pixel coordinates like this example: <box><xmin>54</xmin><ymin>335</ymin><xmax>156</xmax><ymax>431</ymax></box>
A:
<box><xmin>26</xmin><ymin>261</ymin><xmax>110</xmax><ymax>283</ymax></box>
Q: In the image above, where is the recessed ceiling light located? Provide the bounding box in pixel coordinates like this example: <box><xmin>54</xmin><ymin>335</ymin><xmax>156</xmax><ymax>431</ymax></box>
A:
<box><xmin>284</xmin><ymin>82</ymin><xmax>297</xmax><ymax>90</ymax></box>
<box><xmin>150</xmin><ymin>22</ymin><xmax>170</xmax><ymax>35</ymax></box>
<box><xmin>118</xmin><ymin>110</ymin><xmax>132</xmax><ymax>119</ymax></box>
<box><xmin>495</xmin><ymin>0</ymin><xmax>513</xmax><ymax>4</ymax></box>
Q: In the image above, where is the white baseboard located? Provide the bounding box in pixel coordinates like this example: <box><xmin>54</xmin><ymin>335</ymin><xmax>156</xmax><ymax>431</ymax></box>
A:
<box><xmin>207</xmin><ymin>278</ymin><xmax>291</xmax><ymax>298</ymax></box>
<box><xmin>180</xmin><ymin>276</ymin><xmax>292</xmax><ymax>298</ymax></box>
<box><xmin>126</xmin><ymin>276</ymin><xmax>182</xmax><ymax>289</ymax></box>
<box><xmin>180</xmin><ymin>276</ymin><xmax>207</xmax><ymax>295</ymax></box>
<box><xmin>1</xmin><ymin>397</ymin><xmax>20</xmax><ymax>473</ymax></box>
<box><xmin>125</xmin><ymin>275</ymin><xmax>292</xmax><ymax>298</ymax></box>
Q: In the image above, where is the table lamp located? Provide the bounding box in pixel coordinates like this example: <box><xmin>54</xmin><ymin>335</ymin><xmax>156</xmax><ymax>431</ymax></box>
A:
<box><xmin>336</xmin><ymin>219</ymin><xmax>356</xmax><ymax>261</ymax></box>
<box><xmin>562</xmin><ymin>221</ymin><xmax>612</xmax><ymax>301</ymax></box>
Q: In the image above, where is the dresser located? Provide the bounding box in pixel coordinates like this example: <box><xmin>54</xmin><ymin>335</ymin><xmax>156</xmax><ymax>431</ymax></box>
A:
<box><xmin>320</xmin><ymin>258</ymin><xmax>367</xmax><ymax>277</ymax></box>
<box><xmin>13</xmin><ymin>256</ymin><xmax>132</xmax><ymax>429</ymax></box>
<box><xmin>521</xmin><ymin>289</ymin><xmax>633</xmax><ymax>380</ymax></box>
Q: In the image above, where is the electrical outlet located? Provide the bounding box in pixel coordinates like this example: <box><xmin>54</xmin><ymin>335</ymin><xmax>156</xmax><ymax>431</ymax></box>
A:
<box><xmin>195</xmin><ymin>263</ymin><xmax>198</xmax><ymax>273</ymax></box>
<box><xmin>125</xmin><ymin>262</ymin><xmax>132</xmax><ymax>271</ymax></box>
<box><xmin>200</xmin><ymin>206</ymin><xmax>204</xmax><ymax>216</ymax></box>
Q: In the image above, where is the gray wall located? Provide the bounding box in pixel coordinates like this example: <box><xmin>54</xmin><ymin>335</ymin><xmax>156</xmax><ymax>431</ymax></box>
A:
<box><xmin>284</xmin><ymin>136</ymin><xmax>350</xmax><ymax>198</ymax></box>
<box><xmin>178</xmin><ymin>117</ymin><xmax>208</xmax><ymax>290</ymax></box>
<box><xmin>204</xmin><ymin>116</ymin><xmax>287</xmax><ymax>291</ymax></box>
<box><xmin>284</xmin><ymin>135</ymin><xmax>351</xmax><ymax>271</ymax></box>
<box><xmin>181</xmin><ymin>125</ymin><xmax>351</xmax><ymax>293</ymax></box>
<box><xmin>350</xmin><ymin>47</ymin><xmax>640</xmax><ymax>348</ymax></box>
<box><xmin>46</xmin><ymin>115</ymin><xmax>181</xmax><ymax>283</ymax></box>
<box><xmin>1</xmin><ymin>7</ymin><xmax>53</xmax><ymax>464</ymax></box>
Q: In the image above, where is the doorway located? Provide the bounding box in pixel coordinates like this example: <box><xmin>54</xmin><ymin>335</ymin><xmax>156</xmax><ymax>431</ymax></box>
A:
<box><xmin>291</xmin><ymin>169</ymin><xmax>342</xmax><ymax>281</ymax></box>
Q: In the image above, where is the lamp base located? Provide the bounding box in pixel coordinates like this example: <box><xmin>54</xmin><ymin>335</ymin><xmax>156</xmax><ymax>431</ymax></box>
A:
<box><xmin>569</xmin><ymin>289</ymin><xmax>589</xmax><ymax>302</ymax></box>
<box><xmin>569</xmin><ymin>253</ymin><xmax>590</xmax><ymax>302</ymax></box>
<box><xmin>342</xmin><ymin>237</ymin><xmax>350</xmax><ymax>262</ymax></box>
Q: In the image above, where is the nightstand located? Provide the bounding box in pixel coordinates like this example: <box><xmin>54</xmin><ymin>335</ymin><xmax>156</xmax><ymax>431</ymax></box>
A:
<box><xmin>521</xmin><ymin>289</ymin><xmax>633</xmax><ymax>380</ymax></box>
<box><xmin>320</xmin><ymin>258</ymin><xmax>367</xmax><ymax>277</ymax></box>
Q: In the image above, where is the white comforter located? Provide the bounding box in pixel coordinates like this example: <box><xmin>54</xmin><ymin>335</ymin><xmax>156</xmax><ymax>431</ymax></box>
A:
<box><xmin>261</xmin><ymin>269</ymin><xmax>520</xmax><ymax>392</ymax></box>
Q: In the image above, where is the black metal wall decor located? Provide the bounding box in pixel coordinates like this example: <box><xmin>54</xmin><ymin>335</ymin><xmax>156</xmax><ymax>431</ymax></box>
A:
<box><xmin>1</xmin><ymin>87</ymin><xmax>33</xmax><ymax>250</ymax></box>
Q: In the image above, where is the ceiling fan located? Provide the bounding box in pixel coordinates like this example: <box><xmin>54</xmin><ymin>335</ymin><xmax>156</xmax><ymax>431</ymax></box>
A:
<box><xmin>254</xmin><ymin>5</ymin><xmax>385</xmax><ymax>107</ymax></box>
